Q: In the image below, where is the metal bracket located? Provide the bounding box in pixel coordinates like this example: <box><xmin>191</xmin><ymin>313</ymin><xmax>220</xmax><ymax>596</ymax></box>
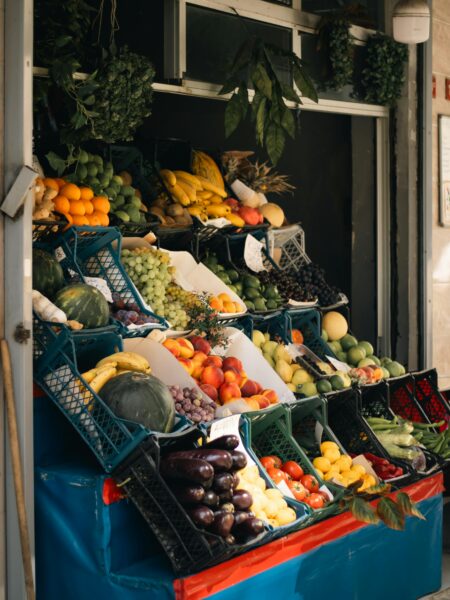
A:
<box><xmin>13</xmin><ymin>324</ymin><xmax>31</xmax><ymax>344</ymax></box>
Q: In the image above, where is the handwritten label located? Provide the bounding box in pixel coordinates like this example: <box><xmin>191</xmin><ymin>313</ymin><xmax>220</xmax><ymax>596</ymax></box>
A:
<box><xmin>84</xmin><ymin>277</ymin><xmax>113</xmax><ymax>303</ymax></box>
<box><xmin>244</xmin><ymin>234</ymin><xmax>266</xmax><ymax>273</ymax></box>
<box><xmin>209</xmin><ymin>415</ymin><xmax>255</xmax><ymax>466</ymax></box>
<box><xmin>326</xmin><ymin>355</ymin><xmax>351</xmax><ymax>373</ymax></box>
<box><xmin>54</xmin><ymin>247</ymin><xmax>66</xmax><ymax>262</ymax></box>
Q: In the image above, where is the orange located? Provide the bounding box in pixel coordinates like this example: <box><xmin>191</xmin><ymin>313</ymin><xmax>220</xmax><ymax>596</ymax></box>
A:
<box><xmin>93</xmin><ymin>211</ymin><xmax>109</xmax><ymax>226</ymax></box>
<box><xmin>291</xmin><ymin>329</ymin><xmax>304</xmax><ymax>344</ymax></box>
<box><xmin>69</xmin><ymin>200</ymin><xmax>86</xmax><ymax>216</ymax></box>
<box><xmin>80</xmin><ymin>186</ymin><xmax>94</xmax><ymax>201</ymax></box>
<box><xmin>92</xmin><ymin>196</ymin><xmax>110</xmax><ymax>214</ymax></box>
<box><xmin>218</xmin><ymin>292</ymin><xmax>232</xmax><ymax>303</ymax></box>
<box><xmin>54</xmin><ymin>178</ymin><xmax>66</xmax><ymax>189</ymax></box>
<box><xmin>53</xmin><ymin>195</ymin><xmax>70</xmax><ymax>214</ymax></box>
<box><xmin>84</xmin><ymin>201</ymin><xmax>94</xmax><ymax>215</ymax></box>
<box><xmin>43</xmin><ymin>178</ymin><xmax>59</xmax><ymax>191</ymax></box>
<box><xmin>223</xmin><ymin>301</ymin><xmax>236</xmax><ymax>313</ymax></box>
<box><xmin>87</xmin><ymin>213</ymin><xmax>102</xmax><ymax>226</ymax></box>
<box><xmin>209</xmin><ymin>297</ymin><xmax>223</xmax><ymax>312</ymax></box>
<box><xmin>60</xmin><ymin>183</ymin><xmax>81</xmax><ymax>201</ymax></box>
<box><xmin>72</xmin><ymin>215</ymin><xmax>89</xmax><ymax>226</ymax></box>
<box><xmin>234</xmin><ymin>302</ymin><xmax>243</xmax><ymax>313</ymax></box>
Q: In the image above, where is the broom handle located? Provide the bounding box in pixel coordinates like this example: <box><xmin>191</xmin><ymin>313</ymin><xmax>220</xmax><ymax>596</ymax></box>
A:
<box><xmin>1</xmin><ymin>339</ymin><xmax>35</xmax><ymax>600</ymax></box>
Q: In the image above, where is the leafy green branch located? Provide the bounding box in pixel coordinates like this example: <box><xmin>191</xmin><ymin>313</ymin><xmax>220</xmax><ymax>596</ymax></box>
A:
<box><xmin>341</xmin><ymin>481</ymin><xmax>425</xmax><ymax>530</ymax></box>
<box><xmin>317</xmin><ymin>14</ymin><xmax>354</xmax><ymax>91</ymax></box>
<box><xmin>219</xmin><ymin>37</ymin><xmax>318</xmax><ymax>165</ymax></box>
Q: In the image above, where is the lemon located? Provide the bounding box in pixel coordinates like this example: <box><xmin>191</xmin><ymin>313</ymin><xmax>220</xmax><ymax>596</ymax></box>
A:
<box><xmin>315</xmin><ymin>468</ymin><xmax>324</xmax><ymax>479</ymax></box>
<box><xmin>340</xmin><ymin>470</ymin><xmax>360</xmax><ymax>484</ymax></box>
<box><xmin>323</xmin><ymin>448</ymin><xmax>341</xmax><ymax>463</ymax></box>
<box><xmin>320</xmin><ymin>441</ymin><xmax>339</xmax><ymax>454</ymax></box>
<box><xmin>313</xmin><ymin>456</ymin><xmax>332</xmax><ymax>473</ymax></box>
<box><xmin>340</xmin><ymin>477</ymin><xmax>349</xmax><ymax>488</ymax></box>
<box><xmin>324</xmin><ymin>470</ymin><xmax>340</xmax><ymax>481</ymax></box>
<box><xmin>334</xmin><ymin>455</ymin><xmax>352</xmax><ymax>472</ymax></box>
<box><xmin>351</xmin><ymin>464</ymin><xmax>366</xmax><ymax>476</ymax></box>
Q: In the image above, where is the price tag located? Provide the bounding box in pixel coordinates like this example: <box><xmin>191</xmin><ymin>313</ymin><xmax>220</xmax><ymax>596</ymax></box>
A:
<box><xmin>315</xmin><ymin>421</ymin><xmax>324</xmax><ymax>446</ymax></box>
<box><xmin>209</xmin><ymin>414</ymin><xmax>255</xmax><ymax>466</ymax></box>
<box><xmin>54</xmin><ymin>247</ymin><xmax>66</xmax><ymax>262</ymax></box>
<box><xmin>84</xmin><ymin>277</ymin><xmax>113</xmax><ymax>303</ymax></box>
<box><xmin>244</xmin><ymin>235</ymin><xmax>266</xmax><ymax>273</ymax></box>
<box><xmin>327</xmin><ymin>355</ymin><xmax>351</xmax><ymax>373</ymax></box>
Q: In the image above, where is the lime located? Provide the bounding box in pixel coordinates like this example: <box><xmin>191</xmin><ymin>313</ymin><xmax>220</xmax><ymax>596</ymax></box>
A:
<box><xmin>347</xmin><ymin>346</ymin><xmax>366</xmax><ymax>365</ymax></box>
<box><xmin>358</xmin><ymin>357</ymin><xmax>375</xmax><ymax>367</ymax></box>
<box><xmin>358</xmin><ymin>341</ymin><xmax>374</xmax><ymax>356</ymax></box>
<box><xmin>316</xmin><ymin>379</ymin><xmax>332</xmax><ymax>393</ymax></box>
<box><xmin>341</xmin><ymin>334</ymin><xmax>358</xmax><ymax>351</ymax></box>
<box><xmin>380</xmin><ymin>357</ymin><xmax>393</xmax><ymax>366</ymax></box>
<box><xmin>76</xmin><ymin>164</ymin><xmax>88</xmax><ymax>180</ymax></box>
<box><xmin>387</xmin><ymin>361</ymin><xmax>405</xmax><ymax>378</ymax></box>
<box><xmin>78</xmin><ymin>150</ymin><xmax>89</xmax><ymax>164</ymax></box>
<box><xmin>369</xmin><ymin>355</ymin><xmax>381</xmax><ymax>366</ymax></box>
<box><xmin>336</xmin><ymin>351</ymin><xmax>348</xmax><ymax>363</ymax></box>
<box><xmin>330</xmin><ymin>374</ymin><xmax>345</xmax><ymax>390</ymax></box>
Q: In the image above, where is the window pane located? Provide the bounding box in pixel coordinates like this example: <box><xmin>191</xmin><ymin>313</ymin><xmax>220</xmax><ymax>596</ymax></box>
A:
<box><xmin>301</xmin><ymin>0</ymin><xmax>385</xmax><ymax>31</ymax></box>
<box><xmin>186</xmin><ymin>5</ymin><xmax>292</xmax><ymax>85</ymax></box>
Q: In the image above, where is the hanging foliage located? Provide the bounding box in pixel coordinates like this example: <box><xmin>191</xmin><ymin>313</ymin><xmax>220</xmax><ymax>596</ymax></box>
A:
<box><xmin>360</xmin><ymin>33</ymin><xmax>409</xmax><ymax>106</ymax></box>
<box><xmin>219</xmin><ymin>37</ymin><xmax>318</xmax><ymax>166</ymax></box>
<box><xmin>318</xmin><ymin>15</ymin><xmax>354</xmax><ymax>91</ymax></box>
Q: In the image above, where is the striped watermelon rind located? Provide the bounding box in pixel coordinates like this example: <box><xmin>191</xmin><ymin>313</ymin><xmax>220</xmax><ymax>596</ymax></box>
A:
<box><xmin>33</xmin><ymin>249</ymin><xmax>64</xmax><ymax>299</ymax></box>
<box><xmin>54</xmin><ymin>283</ymin><xmax>110</xmax><ymax>329</ymax></box>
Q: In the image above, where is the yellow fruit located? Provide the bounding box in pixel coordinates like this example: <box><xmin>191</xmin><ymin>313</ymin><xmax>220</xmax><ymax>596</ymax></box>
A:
<box><xmin>340</xmin><ymin>470</ymin><xmax>360</xmax><ymax>484</ymax></box>
<box><xmin>173</xmin><ymin>171</ymin><xmax>203</xmax><ymax>190</ymax></box>
<box><xmin>320</xmin><ymin>441</ymin><xmax>339</xmax><ymax>454</ymax></box>
<box><xmin>160</xmin><ymin>169</ymin><xmax>177</xmax><ymax>187</ymax></box>
<box><xmin>351</xmin><ymin>464</ymin><xmax>366</xmax><ymax>476</ymax></box>
<box><xmin>197</xmin><ymin>176</ymin><xmax>227</xmax><ymax>198</ymax></box>
<box><xmin>260</xmin><ymin>203</ymin><xmax>285</xmax><ymax>227</ymax></box>
<box><xmin>176</xmin><ymin>179</ymin><xmax>197</xmax><ymax>203</ymax></box>
<box><xmin>323</xmin><ymin>448</ymin><xmax>341</xmax><ymax>464</ymax></box>
<box><xmin>315</xmin><ymin>468</ymin><xmax>324</xmax><ymax>479</ymax></box>
<box><xmin>168</xmin><ymin>184</ymin><xmax>190</xmax><ymax>206</ymax></box>
<box><xmin>313</xmin><ymin>456</ymin><xmax>332</xmax><ymax>473</ymax></box>
<box><xmin>276</xmin><ymin>507</ymin><xmax>297</xmax><ymax>526</ymax></box>
<box><xmin>322</xmin><ymin>311</ymin><xmax>348</xmax><ymax>341</ymax></box>
<box><xmin>206</xmin><ymin>204</ymin><xmax>231</xmax><ymax>218</ymax></box>
<box><xmin>226</xmin><ymin>212</ymin><xmax>246</xmax><ymax>227</ymax></box>
<box><xmin>192</xmin><ymin>150</ymin><xmax>225</xmax><ymax>190</ymax></box>
<box><xmin>334</xmin><ymin>455</ymin><xmax>352</xmax><ymax>472</ymax></box>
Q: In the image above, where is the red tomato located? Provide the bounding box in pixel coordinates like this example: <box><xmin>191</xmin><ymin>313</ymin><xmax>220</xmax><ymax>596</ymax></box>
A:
<box><xmin>260</xmin><ymin>455</ymin><xmax>282</xmax><ymax>470</ymax></box>
<box><xmin>300</xmin><ymin>474</ymin><xmax>319</xmax><ymax>493</ymax></box>
<box><xmin>287</xmin><ymin>480</ymin><xmax>307</xmax><ymax>501</ymax></box>
<box><xmin>317</xmin><ymin>491</ymin><xmax>330</xmax><ymax>504</ymax></box>
<box><xmin>306</xmin><ymin>493</ymin><xmax>324</xmax><ymax>509</ymax></box>
<box><xmin>267</xmin><ymin>467</ymin><xmax>289</xmax><ymax>484</ymax></box>
<box><xmin>282</xmin><ymin>460</ymin><xmax>304</xmax><ymax>481</ymax></box>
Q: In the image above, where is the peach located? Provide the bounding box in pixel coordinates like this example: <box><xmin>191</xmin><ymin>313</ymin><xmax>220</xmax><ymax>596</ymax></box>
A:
<box><xmin>192</xmin><ymin>351</ymin><xmax>208</xmax><ymax>365</ymax></box>
<box><xmin>201</xmin><ymin>365</ymin><xmax>225</xmax><ymax>389</ymax></box>
<box><xmin>219</xmin><ymin>382</ymin><xmax>241</xmax><ymax>403</ymax></box>
<box><xmin>163</xmin><ymin>338</ymin><xmax>181</xmax><ymax>358</ymax></box>
<box><xmin>222</xmin><ymin>357</ymin><xmax>243</xmax><ymax>372</ymax></box>
<box><xmin>240</xmin><ymin>379</ymin><xmax>260</xmax><ymax>398</ymax></box>
<box><xmin>178</xmin><ymin>357</ymin><xmax>194</xmax><ymax>375</ymax></box>
<box><xmin>191</xmin><ymin>363</ymin><xmax>204</xmax><ymax>380</ymax></box>
<box><xmin>177</xmin><ymin>338</ymin><xmax>195</xmax><ymax>359</ymax></box>
<box><xmin>210</xmin><ymin>297</ymin><xmax>223</xmax><ymax>312</ymax></box>
<box><xmin>245</xmin><ymin>398</ymin><xmax>260</xmax><ymax>411</ymax></box>
<box><xmin>254</xmin><ymin>381</ymin><xmax>263</xmax><ymax>394</ymax></box>
<box><xmin>203</xmin><ymin>356</ymin><xmax>223</xmax><ymax>369</ymax></box>
<box><xmin>262</xmin><ymin>389</ymin><xmax>279</xmax><ymax>404</ymax></box>
<box><xmin>251</xmin><ymin>394</ymin><xmax>270</xmax><ymax>409</ymax></box>
<box><xmin>200</xmin><ymin>383</ymin><xmax>218</xmax><ymax>402</ymax></box>
<box><xmin>189</xmin><ymin>335</ymin><xmax>212</xmax><ymax>355</ymax></box>
<box><xmin>223</xmin><ymin>367</ymin><xmax>242</xmax><ymax>385</ymax></box>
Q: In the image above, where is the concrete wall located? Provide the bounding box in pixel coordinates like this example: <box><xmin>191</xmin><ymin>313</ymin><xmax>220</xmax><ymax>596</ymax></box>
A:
<box><xmin>432</xmin><ymin>0</ymin><xmax>450</xmax><ymax>388</ymax></box>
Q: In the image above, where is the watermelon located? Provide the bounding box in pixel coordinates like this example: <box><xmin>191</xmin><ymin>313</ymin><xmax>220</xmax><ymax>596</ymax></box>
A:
<box><xmin>33</xmin><ymin>249</ymin><xmax>64</xmax><ymax>299</ymax></box>
<box><xmin>54</xmin><ymin>283</ymin><xmax>110</xmax><ymax>328</ymax></box>
<box><xmin>100</xmin><ymin>372</ymin><xmax>175</xmax><ymax>433</ymax></box>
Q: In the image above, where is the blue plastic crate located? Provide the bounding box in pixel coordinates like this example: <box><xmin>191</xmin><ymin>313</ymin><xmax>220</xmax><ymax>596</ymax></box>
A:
<box><xmin>34</xmin><ymin>330</ymin><xmax>159</xmax><ymax>472</ymax></box>
<box><xmin>285</xmin><ymin>308</ymin><xmax>336</xmax><ymax>361</ymax></box>
<box><xmin>42</xmin><ymin>226</ymin><xmax>168</xmax><ymax>337</ymax></box>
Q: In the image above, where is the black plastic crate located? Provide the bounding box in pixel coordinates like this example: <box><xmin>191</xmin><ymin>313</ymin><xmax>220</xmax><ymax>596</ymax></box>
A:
<box><xmin>388</xmin><ymin>375</ymin><xmax>430</xmax><ymax>424</ymax></box>
<box><xmin>32</xmin><ymin>217</ymin><xmax>69</xmax><ymax>243</ymax></box>
<box><xmin>112</xmin><ymin>431</ymin><xmax>268</xmax><ymax>576</ymax></box>
<box><xmin>285</xmin><ymin>308</ymin><xmax>336</xmax><ymax>361</ymax></box>
<box><xmin>413</xmin><ymin>369</ymin><xmax>450</xmax><ymax>429</ymax></box>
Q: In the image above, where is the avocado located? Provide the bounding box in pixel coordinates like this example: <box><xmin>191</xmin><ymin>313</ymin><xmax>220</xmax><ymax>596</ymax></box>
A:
<box><xmin>245</xmin><ymin>300</ymin><xmax>255</xmax><ymax>310</ymax></box>
<box><xmin>263</xmin><ymin>284</ymin><xmax>279</xmax><ymax>299</ymax></box>
<box><xmin>245</xmin><ymin>287</ymin><xmax>261</xmax><ymax>301</ymax></box>
<box><xmin>226</xmin><ymin>269</ymin><xmax>239</xmax><ymax>283</ymax></box>
<box><xmin>266</xmin><ymin>299</ymin><xmax>278</xmax><ymax>310</ymax></box>
<box><xmin>254</xmin><ymin>298</ymin><xmax>267</xmax><ymax>311</ymax></box>
<box><xmin>244</xmin><ymin>275</ymin><xmax>260</xmax><ymax>289</ymax></box>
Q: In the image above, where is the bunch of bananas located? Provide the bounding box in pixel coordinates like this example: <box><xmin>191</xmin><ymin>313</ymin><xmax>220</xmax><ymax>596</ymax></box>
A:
<box><xmin>80</xmin><ymin>351</ymin><xmax>151</xmax><ymax>395</ymax></box>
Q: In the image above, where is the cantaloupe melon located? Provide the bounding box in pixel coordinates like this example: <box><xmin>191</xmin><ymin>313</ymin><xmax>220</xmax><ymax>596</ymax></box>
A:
<box><xmin>322</xmin><ymin>311</ymin><xmax>348</xmax><ymax>341</ymax></box>
<box><xmin>260</xmin><ymin>203</ymin><xmax>285</xmax><ymax>227</ymax></box>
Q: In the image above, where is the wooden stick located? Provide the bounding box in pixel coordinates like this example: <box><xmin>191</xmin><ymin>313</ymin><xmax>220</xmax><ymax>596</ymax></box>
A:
<box><xmin>1</xmin><ymin>339</ymin><xmax>35</xmax><ymax>600</ymax></box>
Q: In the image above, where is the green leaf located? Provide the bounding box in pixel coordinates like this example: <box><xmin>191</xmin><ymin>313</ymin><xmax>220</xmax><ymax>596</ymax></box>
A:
<box><xmin>251</xmin><ymin>90</ymin><xmax>264</xmax><ymax>122</ymax></box>
<box><xmin>224</xmin><ymin>92</ymin><xmax>244</xmax><ymax>138</ymax></box>
<box><xmin>281</xmin><ymin>107</ymin><xmax>296</xmax><ymax>139</ymax></box>
<box><xmin>252</xmin><ymin>63</ymin><xmax>272</xmax><ymax>100</ymax></box>
<box><xmin>229</xmin><ymin>37</ymin><xmax>256</xmax><ymax>75</ymax></box>
<box><xmin>45</xmin><ymin>151</ymin><xmax>67</xmax><ymax>176</ymax></box>
<box><xmin>280</xmin><ymin>82</ymin><xmax>301</xmax><ymax>104</ymax></box>
<box><xmin>265</xmin><ymin>122</ymin><xmax>285</xmax><ymax>165</ymax></box>
<box><xmin>71</xmin><ymin>111</ymin><xmax>87</xmax><ymax>130</ymax></box>
<box><xmin>396</xmin><ymin>492</ymin><xmax>426</xmax><ymax>520</ymax></box>
<box><xmin>348</xmin><ymin>496</ymin><xmax>380</xmax><ymax>525</ymax></box>
<box><xmin>237</xmin><ymin>83</ymin><xmax>249</xmax><ymax>119</ymax></box>
<box><xmin>376</xmin><ymin>497</ymin><xmax>405</xmax><ymax>530</ymax></box>
<box><xmin>255</xmin><ymin>97</ymin><xmax>267</xmax><ymax>145</ymax></box>
<box><xmin>293</xmin><ymin>64</ymin><xmax>319</xmax><ymax>103</ymax></box>
<box><xmin>364</xmin><ymin>483</ymin><xmax>391</xmax><ymax>496</ymax></box>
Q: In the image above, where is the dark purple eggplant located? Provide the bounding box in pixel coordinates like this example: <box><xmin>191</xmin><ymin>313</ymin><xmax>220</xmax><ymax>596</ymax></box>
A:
<box><xmin>167</xmin><ymin>449</ymin><xmax>233</xmax><ymax>471</ymax></box>
<box><xmin>209</xmin><ymin>511</ymin><xmax>234</xmax><ymax>537</ymax></box>
<box><xmin>221</xmin><ymin>502</ymin><xmax>235</xmax><ymax>513</ymax></box>
<box><xmin>218</xmin><ymin>490</ymin><xmax>233</xmax><ymax>502</ymax></box>
<box><xmin>232</xmin><ymin>472</ymin><xmax>240</xmax><ymax>488</ymax></box>
<box><xmin>231</xmin><ymin>489</ymin><xmax>253</xmax><ymax>511</ymax></box>
<box><xmin>204</xmin><ymin>435</ymin><xmax>239</xmax><ymax>451</ymax></box>
<box><xmin>213</xmin><ymin>472</ymin><xmax>234</xmax><ymax>492</ymax></box>
<box><xmin>233</xmin><ymin>517</ymin><xmax>264</xmax><ymax>541</ymax></box>
<box><xmin>233</xmin><ymin>511</ymin><xmax>251</xmax><ymax>527</ymax></box>
<box><xmin>230</xmin><ymin>450</ymin><xmax>247</xmax><ymax>471</ymax></box>
<box><xmin>203</xmin><ymin>476</ymin><xmax>214</xmax><ymax>490</ymax></box>
<box><xmin>160</xmin><ymin>457</ymin><xmax>213</xmax><ymax>484</ymax></box>
<box><xmin>225</xmin><ymin>534</ymin><xmax>236</xmax><ymax>545</ymax></box>
<box><xmin>187</xmin><ymin>505</ymin><xmax>214</xmax><ymax>528</ymax></box>
<box><xmin>203</xmin><ymin>490</ymin><xmax>219</xmax><ymax>507</ymax></box>
<box><xmin>173</xmin><ymin>484</ymin><xmax>205</xmax><ymax>505</ymax></box>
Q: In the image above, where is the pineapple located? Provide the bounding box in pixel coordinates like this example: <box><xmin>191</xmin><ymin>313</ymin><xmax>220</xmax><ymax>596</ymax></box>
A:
<box><xmin>222</xmin><ymin>152</ymin><xmax>295</xmax><ymax>195</ymax></box>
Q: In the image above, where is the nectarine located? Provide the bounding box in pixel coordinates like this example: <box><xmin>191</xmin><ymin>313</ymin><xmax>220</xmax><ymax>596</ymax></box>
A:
<box><xmin>223</xmin><ymin>367</ymin><xmax>242</xmax><ymax>385</ymax></box>
<box><xmin>262</xmin><ymin>389</ymin><xmax>279</xmax><ymax>404</ymax></box>
<box><xmin>223</xmin><ymin>357</ymin><xmax>243</xmax><ymax>372</ymax></box>
<box><xmin>163</xmin><ymin>338</ymin><xmax>181</xmax><ymax>358</ymax></box>
<box><xmin>219</xmin><ymin>382</ymin><xmax>241</xmax><ymax>403</ymax></box>
<box><xmin>245</xmin><ymin>398</ymin><xmax>260</xmax><ymax>411</ymax></box>
<box><xmin>189</xmin><ymin>335</ymin><xmax>211</xmax><ymax>355</ymax></box>
<box><xmin>200</xmin><ymin>365</ymin><xmax>225</xmax><ymax>389</ymax></box>
<box><xmin>192</xmin><ymin>351</ymin><xmax>208</xmax><ymax>365</ymax></box>
<box><xmin>240</xmin><ymin>379</ymin><xmax>260</xmax><ymax>398</ymax></box>
<box><xmin>203</xmin><ymin>356</ymin><xmax>223</xmax><ymax>369</ymax></box>
<box><xmin>178</xmin><ymin>357</ymin><xmax>194</xmax><ymax>375</ymax></box>
<box><xmin>177</xmin><ymin>338</ymin><xmax>195</xmax><ymax>359</ymax></box>
<box><xmin>200</xmin><ymin>383</ymin><xmax>218</xmax><ymax>402</ymax></box>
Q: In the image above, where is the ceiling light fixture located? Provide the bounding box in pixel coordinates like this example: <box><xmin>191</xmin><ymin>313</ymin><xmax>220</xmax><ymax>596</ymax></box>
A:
<box><xmin>393</xmin><ymin>0</ymin><xmax>430</xmax><ymax>44</ymax></box>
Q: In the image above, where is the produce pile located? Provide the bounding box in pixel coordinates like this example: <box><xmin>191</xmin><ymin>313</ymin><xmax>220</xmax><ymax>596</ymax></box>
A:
<box><xmin>322</xmin><ymin>311</ymin><xmax>406</xmax><ymax>382</ymax></box>
<box><xmin>161</xmin><ymin>435</ymin><xmax>267</xmax><ymax>542</ymax></box>
<box><xmin>110</xmin><ymin>292</ymin><xmax>160</xmax><ymax>328</ymax></box>
<box><xmin>162</xmin><ymin>335</ymin><xmax>279</xmax><ymax>415</ymax></box>
<box><xmin>289</xmin><ymin>263</ymin><xmax>342</xmax><ymax>306</ymax></box>
<box><xmin>366</xmin><ymin>416</ymin><xmax>426</xmax><ymax>470</ymax></box>
<box><xmin>311</xmin><ymin>442</ymin><xmax>376</xmax><ymax>490</ymax></box>
<box><xmin>121</xmin><ymin>246</ymin><xmax>199</xmax><ymax>330</ymax></box>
